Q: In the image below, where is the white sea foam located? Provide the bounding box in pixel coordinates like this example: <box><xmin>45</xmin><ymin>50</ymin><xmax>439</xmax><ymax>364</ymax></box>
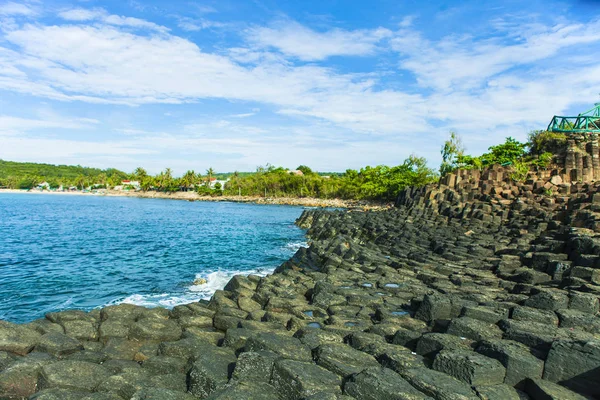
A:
<box><xmin>116</xmin><ymin>267</ymin><xmax>274</xmax><ymax>309</ymax></box>
<box><xmin>283</xmin><ymin>241</ymin><xmax>308</xmax><ymax>252</ymax></box>
<box><xmin>113</xmin><ymin>241</ymin><xmax>306</xmax><ymax>309</ymax></box>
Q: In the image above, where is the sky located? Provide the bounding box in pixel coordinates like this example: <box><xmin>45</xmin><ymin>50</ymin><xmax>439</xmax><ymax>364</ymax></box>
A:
<box><xmin>1</xmin><ymin>0</ymin><xmax>600</xmax><ymax>174</ymax></box>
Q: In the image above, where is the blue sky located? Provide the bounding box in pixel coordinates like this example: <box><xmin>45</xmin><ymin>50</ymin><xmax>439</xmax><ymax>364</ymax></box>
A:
<box><xmin>1</xmin><ymin>0</ymin><xmax>600</xmax><ymax>174</ymax></box>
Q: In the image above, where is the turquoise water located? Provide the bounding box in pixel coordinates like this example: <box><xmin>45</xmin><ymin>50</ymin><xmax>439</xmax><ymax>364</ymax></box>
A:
<box><xmin>0</xmin><ymin>194</ymin><xmax>306</xmax><ymax>323</ymax></box>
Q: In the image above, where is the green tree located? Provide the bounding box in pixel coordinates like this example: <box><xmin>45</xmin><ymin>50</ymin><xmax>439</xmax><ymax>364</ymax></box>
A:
<box><xmin>132</xmin><ymin>167</ymin><xmax>148</xmax><ymax>182</ymax></box>
<box><xmin>485</xmin><ymin>137</ymin><xmax>527</xmax><ymax>165</ymax></box>
<box><xmin>440</xmin><ymin>131</ymin><xmax>465</xmax><ymax>176</ymax></box>
<box><xmin>180</xmin><ymin>170</ymin><xmax>198</xmax><ymax>191</ymax></box>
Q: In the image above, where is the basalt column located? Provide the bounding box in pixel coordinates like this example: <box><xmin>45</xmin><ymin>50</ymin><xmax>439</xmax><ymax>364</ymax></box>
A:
<box><xmin>592</xmin><ymin>133</ymin><xmax>600</xmax><ymax>181</ymax></box>
<box><xmin>565</xmin><ymin>138</ymin><xmax>578</xmax><ymax>182</ymax></box>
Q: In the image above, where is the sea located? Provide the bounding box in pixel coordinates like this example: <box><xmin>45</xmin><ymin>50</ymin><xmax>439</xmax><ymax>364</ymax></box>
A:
<box><xmin>0</xmin><ymin>193</ymin><xmax>307</xmax><ymax>323</ymax></box>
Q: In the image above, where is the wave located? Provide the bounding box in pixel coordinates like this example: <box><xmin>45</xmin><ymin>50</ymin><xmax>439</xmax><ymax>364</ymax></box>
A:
<box><xmin>283</xmin><ymin>241</ymin><xmax>308</xmax><ymax>252</ymax></box>
<box><xmin>111</xmin><ymin>240</ymin><xmax>306</xmax><ymax>310</ymax></box>
<box><xmin>117</xmin><ymin>268</ymin><xmax>273</xmax><ymax>308</ymax></box>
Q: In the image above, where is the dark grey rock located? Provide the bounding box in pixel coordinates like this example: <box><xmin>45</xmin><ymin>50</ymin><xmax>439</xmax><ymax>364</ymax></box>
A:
<box><xmin>474</xmin><ymin>384</ymin><xmax>521</xmax><ymax>400</ymax></box>
<box><xmin>244</xmin><ymin>332</ymin><xmax>312</xmax><ymax>362</ymax></box>
<box><xmin>314</xmin><ymin>343</ymin><xmax>379</xmax><ymax>377</ymax></box>
<box><xmin>400</xmin><ymin>367</ymin><xmax>479</xmax><ymax>400</ymax></box>
<box><xmin>129</xmin><ymin>318</ymin><xmax>182</xmax><ymax>342</ymax></box>
<box><xmin>476</xmin><ymin>339</ymin><xmax>544</xmax><ymax>387</ymax></box>
<box><xmin>38</xmin><ymin>360</ymin><xmax>112</xmax><ymax>391</ymax></box>
<box><xmin>271</xmin><ymin>359</ymin><xmax>342</xmax><ymax>400</ymax></box>
<box><xmin>343</xmin><ymin>366</ymin><xmax>428</xmax><ymax>399</ymax></box>
<box><xmin>542</xmin><ymin>339</ymin><xmax>600</xmax><ymax>397</ymax></box>
<box><xmin>525</xmin><ymin>378</ymin><xmax>589</xmax><ymax>400</ymax></box>
<box><xmin>446</xmin><ymin>317</ymin><xmax>503</xmax><ymax>342</ymax></box>
<box><xmin>0</xmin><ymin>321</ymin><xmax>41</xmax><ymax>356</ymax></box>
<box><xmin>415</xmin><ymin>333</ymin><xmax>473</xmax><ymax>358</ymax></box>
<box><xmin>432</xmin><ymin>350</ymin><xmax>506</xmax><ymax>386</ymax></box>
<box><xmin>188</xmin><ymin>345</ymin><xmax>237</xmax><ymax>399</ymax></box>
<box><xmin>130</xmin><ymin>387</ymin><xmax>197</xmax><ymax>400</ymax></box>
<box><xmin>35</xmin><ymin>332</ymin><xmax>83</xmax><ymax>357</ymax></box>
<box><xmin>231</xmin><ymin>351</ymin><xmax>279</xmax><ymax>383</ymax></box>
<box><xmin>29</xmin><ymin>388</ymin><xmax>92</xmax><ymax>400</ymax></box>
<box><xmin>204</xmin><ymin>382</ymin><xmax>281</xmax><ymax>400</ymax></box>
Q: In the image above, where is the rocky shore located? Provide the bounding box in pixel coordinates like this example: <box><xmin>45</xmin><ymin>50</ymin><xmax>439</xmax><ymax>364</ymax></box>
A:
<box><xmin>2</xmin><ymin>167</ymin><xmax>600</xmax><ymax>399</ymax></box>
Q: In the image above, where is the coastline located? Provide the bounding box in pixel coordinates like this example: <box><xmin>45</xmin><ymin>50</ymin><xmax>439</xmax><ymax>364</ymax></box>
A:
<box><xmin>0</xmin><ymin>188</ymin><xmax>390</xmax><ymax>210</ymax></box>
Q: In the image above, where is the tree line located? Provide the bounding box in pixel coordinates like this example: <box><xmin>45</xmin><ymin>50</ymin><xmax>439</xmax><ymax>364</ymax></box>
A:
<box><xmin>0</xmin><ymin>129</ymin><xmax>565</xmax><ymax>201</ymax></box>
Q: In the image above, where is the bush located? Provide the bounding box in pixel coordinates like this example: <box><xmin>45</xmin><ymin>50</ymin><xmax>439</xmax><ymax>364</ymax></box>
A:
<box><xmin>528</xmin><ymin>130</ymin><xmax>567</xmax><ymax>155</ymax></box>
<box><xmin>509</xmin><ymin>161</ymin><xmax>529</xmax><ymax>182</ymax></box>
<box><xmin>530</xmin><ymin>152</ymin><xmax>554</xmax><ymax>169</ymax></box>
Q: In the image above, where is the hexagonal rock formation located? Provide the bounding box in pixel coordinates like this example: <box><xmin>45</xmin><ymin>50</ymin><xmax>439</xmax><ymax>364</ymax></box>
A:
<box><xmin>1</xmin><ymin>171</ymin><xmax>600</xmax><ymax>399</ymax></box>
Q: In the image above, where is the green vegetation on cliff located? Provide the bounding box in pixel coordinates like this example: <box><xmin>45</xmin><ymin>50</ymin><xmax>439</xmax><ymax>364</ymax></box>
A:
<box><xmin>439</xmin><ymin>130</ymin><xmax>563</xmax><ymax>180</ymax></box>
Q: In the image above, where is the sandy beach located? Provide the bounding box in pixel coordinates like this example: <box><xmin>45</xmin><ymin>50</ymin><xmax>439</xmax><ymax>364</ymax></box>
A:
<box><xmin>0</xmin><ymin>188</ymin><xmax>390</xmax><ymax>210</ymax></box>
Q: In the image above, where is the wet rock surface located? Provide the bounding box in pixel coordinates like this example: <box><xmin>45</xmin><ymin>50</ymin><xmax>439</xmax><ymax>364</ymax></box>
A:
<box><xmin>2</xmin><ymin>172</ymin><xmax>600</xmax><ymax>399</ymax></box>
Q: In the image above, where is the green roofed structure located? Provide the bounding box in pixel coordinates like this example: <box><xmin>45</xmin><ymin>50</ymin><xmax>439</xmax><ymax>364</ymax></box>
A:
<box><xmin>548</xmin><ymin>103</ymin><xmax>600</xmax><ymax>133</ymax></box>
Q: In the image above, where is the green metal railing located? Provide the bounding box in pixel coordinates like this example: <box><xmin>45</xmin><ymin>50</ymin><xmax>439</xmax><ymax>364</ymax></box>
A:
<box><xmin>548</xmin><ymin>103</ymin><xmax>600</xmax><ymax>133</ymax></box>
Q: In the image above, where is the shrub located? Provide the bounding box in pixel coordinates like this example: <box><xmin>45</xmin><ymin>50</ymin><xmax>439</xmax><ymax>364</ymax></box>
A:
<box><xmin>528</xmin><ymin>130</ymin><xmax>567</xmax><ymax>155</ymax></box>
<box><xmin>509</xmin><ymin>160</ymin><xmax>529</xmax><ymax>182</ymax></box>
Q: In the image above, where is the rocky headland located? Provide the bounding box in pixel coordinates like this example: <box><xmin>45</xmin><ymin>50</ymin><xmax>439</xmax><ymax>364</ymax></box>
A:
<box><xmin>2</xmin><ymin>165</ymin><xmax>600</xmax><ymax>399</ymax></box>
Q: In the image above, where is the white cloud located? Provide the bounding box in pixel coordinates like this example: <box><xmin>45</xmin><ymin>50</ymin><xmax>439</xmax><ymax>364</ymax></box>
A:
<box><xmin>391</xmin><ymin>20</ymin><xmax>600</xmax><ymax>91</ymax></box>
<box><xmin>0</xmin><ymin>115</ymin><xmax>98</xmax><ymax>136</ymax></box>
<box><xmin>176</xmin><ymin>16</ymin><xmax>224</xmax><ymax>31</ymax></box>
<box><xmin>58</xmin><ymin>8</ymin><xmax>104</xmax><ymax>21</ymax></box>
<box><xmin>247</xmin><ymin>20</ymin><xmax>392</xmax><ymax>61</ymax></box>
<box><xmin>58</xmin><ymin>8</ymin><xmax>169</xmax><ymax>32</ymax></box>
<box><xmin>0</xmin><ymin>2</ymin><xmax>36</xmax><ymax>16</ymax></box>
<box><xmin>1</xmin><ymin>11</ymin><xmax>600</xmax><ymax>169</ymax></box>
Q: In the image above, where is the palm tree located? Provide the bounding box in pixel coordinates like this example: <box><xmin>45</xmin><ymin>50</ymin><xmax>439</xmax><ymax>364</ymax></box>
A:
<box><xmin>205</xmin><ymin>167</ymin><xmax>215</xmax><ymax>187</ymax></box>
<box><xmin>133</xmin><ymin>167</ymin><xmax>148</xmax><ymax>181</ymax></box>
<box><xmin>96</xmin><ymin>173</ymin><xmax>108</xmax><ymax>188</ymax></box>
<box><xmin>181</xmin><ymin>170</ymin><xmax>197</xmax><ymax>191</ymax></box>
<box><xmin>75</xmin><ymin>175</ymin><xmax>87</xmax><ymax>191</ymax></box>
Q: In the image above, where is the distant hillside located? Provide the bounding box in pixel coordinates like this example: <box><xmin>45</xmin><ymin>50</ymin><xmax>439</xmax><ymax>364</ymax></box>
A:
<box><xmin>0</xmin><ymin>159</ymin><xmax>128</xmax><ymax>189</ymax></box>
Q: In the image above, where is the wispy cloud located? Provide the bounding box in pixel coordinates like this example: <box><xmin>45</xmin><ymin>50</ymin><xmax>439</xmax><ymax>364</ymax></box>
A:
<box><xmin>0</xmin><ymin>115</ymin><xmax>98</xmax><ymax>136</ymax></box>
<box><xmin>0</xmin><ymin>2</ymin><xmax>37</xmax><ymax>16</ymax></box>
<box><xmin>58</xmin><ymin>8</ymin><xmax>169</xmax><ymax>33</ymax></box>
<box><xmin>390</xmin><ymin>20</ymin><xmax>600</xmax><ymax>90</ymax></box>
<box><xmin>1</xmin><ymin>4</ymin><xmax>600</xmax><ymax>171</ymax></box>
<box><xmin>175</xmin><ymin>16</ymin><xmax>224</xmax><ymax>31</ymax></box>
<box><xmin>247</xmin><ymin>20</ymin><xmax>392</xmax><ymax>61</ymax></box>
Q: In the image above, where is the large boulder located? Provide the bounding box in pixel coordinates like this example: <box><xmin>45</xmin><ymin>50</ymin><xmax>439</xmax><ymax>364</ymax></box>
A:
<box><xmin>188</xmin><ymin>346</ymin><xmax>237</xmax><ymax>399</ymax></box>
<box><xmin>432</xmin><ymin>350</ymin><xmax>506</xmax><ymax>386</ymax></box>
<box><xmin>343</xmin><ymin>366</ymin><xmax>428</xmax><ymax>399</ymax></box>
<box><xmin>314</xmin><ymin>343</ymin><xmax>379</xmax><ymax>377</ymax></box>
<box><xmin>476</xmin><ymin>339</ymin><xmax>544</xmax><ymax>387</ymax></box>
<box><xmin>35</xmin><ymin>332</ymin><xmax>83</xmax><ymax>357</ymax></box>
<box><xmin>399</xmin><ymin>367</ymin><xmax>479</xmax><ymax>400</ymax></box>
<box><xmin>525</xmin><ymin>378</ymin><xmax>589</xmax><ymax>400</ymax></box>
<box><xmin>0</xmin><ymin>321</ymin><xmax>41</xmax><ymax>355</ymax></box>
<box><xmin>271</xmin><ymin>359</ymin><xmax>342</xmax><ymax>400</ymax></box>
<box><xmin>0</xmin><ymin>360</ymin><xmax>46</xmax><ymax>398</ymax></box>
<box><xmin>38</xmin><ymin>360</ymin><xmax>112</xmax><ymax>391</ymax></box>
<box><xmin>244</xmin><ymin>332</ymin><xmax>312</xmax><ymax>362</ymax></box>
<box><xmin>542</xmin><ymin>339</ymin><xmax>600</xmax><ymax>397</ymax></box>
<box><xmin>231</xmin><ymin>351</ymin><xmax>279</xmax><ymax>383</ymax></box>
<box><xmin>203</xmin><ymin>382</ymin><xmax>281</xmax><ymax>400</ymax></box>
<box><xmin>446</xmin><ymin>317</ymin><xmax>503</xmax><ymax>342</ymax></box>
<box><xmin>129</xmin><ymin>319</ymin><xmax>182</xmax><ymax>342</ymax></box>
